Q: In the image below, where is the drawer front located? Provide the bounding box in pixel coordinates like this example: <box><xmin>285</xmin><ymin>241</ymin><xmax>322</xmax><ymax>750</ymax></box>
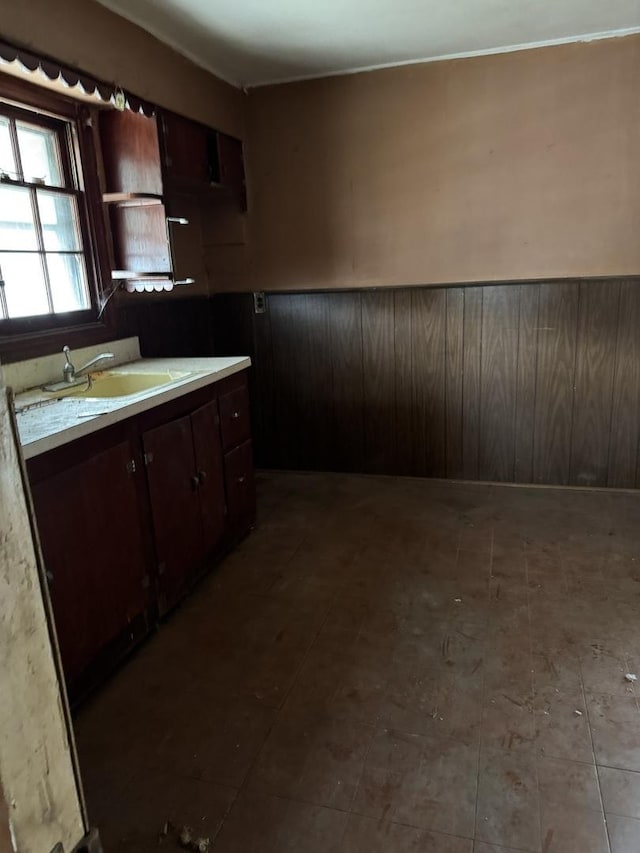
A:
<box><xmin>219</xmin><ymin>384</ymin><xmax>251</xmax><ymax>451</ymax></box>
<box><xmin>223</xmin><ymin>439</ymin><xmax>256</xmax><ymax>529</ymax></box>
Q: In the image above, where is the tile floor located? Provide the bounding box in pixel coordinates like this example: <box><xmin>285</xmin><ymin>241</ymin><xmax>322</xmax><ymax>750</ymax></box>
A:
<box><xmin>74</xmin><ymin>472</ymin><xmax>640</xmax><ymax>852</ymax></box>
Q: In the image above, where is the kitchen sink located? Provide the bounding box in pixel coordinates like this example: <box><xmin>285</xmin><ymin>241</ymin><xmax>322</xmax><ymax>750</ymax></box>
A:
<box><xmin>49</xmin><ymin>371</ymin><xmax>192</xmax><ymax>399</ymax></box>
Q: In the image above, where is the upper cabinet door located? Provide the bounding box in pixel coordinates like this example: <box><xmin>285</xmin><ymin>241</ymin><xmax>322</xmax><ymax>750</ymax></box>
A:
<box><xmin>160</xmin><ymin>110</ymin><xmax>209</xmax><ymax>187</ymax></box>
<box><xmin>99</xmin><ymin>110</ymin><xmax>163</xmax><ymax>196</ymax></box>
<box><xmin>143</xmin><ymin>415</ymin><xmax>204</xmax><ymax>613</ymax></box>
<box><xmin>190</xmin><ymin>400</ymin><xmax>226</xmax><ymax>554</ymax></box>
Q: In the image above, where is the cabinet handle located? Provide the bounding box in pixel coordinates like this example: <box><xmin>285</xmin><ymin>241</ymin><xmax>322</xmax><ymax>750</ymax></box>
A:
<box><xmin>190</xmin><ymin>475</ymin><xmax>200</xmax><ymax>491</ymax></box>
<box><xmin>198</xmin><ymin>470</ymin><xmax>207</xmax><ymax>484</ymax></box>
<box><xmin>231</xmin><ymin>411</ymin><xmax>240</xmax><ymax>419</ymax></box>
<box><xmin>237</xmin><ymin>475</ymin><xmax>246</xmax><ymax>484</ymax></box>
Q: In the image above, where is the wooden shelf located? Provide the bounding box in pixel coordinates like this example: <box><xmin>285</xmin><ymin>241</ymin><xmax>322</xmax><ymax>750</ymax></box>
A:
<box><xmin>112</xmin><ymin>270</ymin><xmax>194</xmax><ymax>285</ymax></box>
<box><xmin>111</xmin><ymin>270</ymin><xmax>171</xmax><ymax>280</ymax></box>
<box><xmin>102</xmin><ymin>192</ymin><xmax>163</xmax><ymax>207</ymax></box>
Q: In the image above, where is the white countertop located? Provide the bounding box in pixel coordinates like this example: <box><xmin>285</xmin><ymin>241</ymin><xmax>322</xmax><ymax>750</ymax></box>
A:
<box><xmin>14</xmin><ymin>355</ymin><xmax>251</xmax><ymax>460</ymax></box>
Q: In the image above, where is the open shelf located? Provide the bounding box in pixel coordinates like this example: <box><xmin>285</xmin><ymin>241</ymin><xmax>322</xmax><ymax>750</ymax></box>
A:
<box><xmin>111</xmin><ymin>270</ymin><xmax>171</xmax><ymax>280</ymax></box>
<box><xmin>102</xmin><ymin>192</ymin><xmax>163</xmax><ymax>207</ymax></box>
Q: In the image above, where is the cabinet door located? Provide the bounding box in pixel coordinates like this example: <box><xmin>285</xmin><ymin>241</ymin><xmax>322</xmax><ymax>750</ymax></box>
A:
<box><xmin>143</xmin><ymin>415</ymin><xmax>203</xmax><ymax>612</ymax></box>
<box><xmin>217</xmin><ymin>133</ymin><xmax>245</xmax><ymax>191</ymax></box>
<box><xmin>100</xmin><ymin>110</ymin><xmax>163</xmax><ymax>195</ymax></box>
<box><xmin>223</xmin><ymin>439</ymin><xmax>256</xmax><ymax>532</ymax></box>
<box><xmin>191</xmin><ymin>401</ymin><xmax>226</xmax><ymax>555</ymax></box>
<box><xmin>219</xmin><ymin>384</ymin><xmax>251</xmax><ymax>451</ymax></box>
<box><xmin>160</xmin><ymin>111</ymin><xmax>209</xmax><ymax>186</ymax></box>
<box><xmin>31</xmin><ymin>442</ymin><xmax>148</xmax><ymax>683</ymax></box>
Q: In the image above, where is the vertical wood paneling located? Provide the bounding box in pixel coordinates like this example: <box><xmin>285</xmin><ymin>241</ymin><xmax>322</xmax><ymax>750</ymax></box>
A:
<box><xmin>268</xmin><ymin>294</ymin><xmax>304</xmax><ymax>468</ymax></box>
<box><xmin>394</xmin><ymin>290</ymin><xmax>413</xmax><ymax>475</ymax></box>
<box><xmin>302</xmin><ymin>294</ymin><xmax>333</xmax><ymax>470</ymax></box>
<box><xmin>445</xmin><ymin>289</ymin><xmax>464</xmax><ymax>478</ymax></box>
<box><xmin>212</xmin><ymin>278</ymin><xmax>640</xmax><ymax>489</ymax></box>
<box><xmin>533</xmin><ymin>283</ymin><xmax>580</xmax><ymax>485</ymax></box>
<box><xmin>462</xmin><ymin>287</ymin><xmax>483</xmax><ymax>480</ymax></box>
<box><xmin>252</xmin><ymin>306</ymin><xmax>275</xmax><ymax>468</ymax></box>
<box><xmin>478</xmin><ymin>286</ymin><xmax>520</xmax><ymax>481</ymax></box>
<box><xmin>329</xmin><ymin>292</ymin><xmax>364</xmax><ymax>472</ymax></box>
<box><xmin>362</xmin><ymin>291</ymin><xmax>396</xmax><ymax>473</ymax></box>
<box><xmin>609</xmin><ymin>281</ymin><xmax>640</xmax><ymax>487</ymax></box>
<box><xmin>514</xmin><ymin>284</ymin><xmax>539</xmax><ymax>483</ymax></box>
<box><xmin>570</xmin><ymin>281</ymin><xmax>621</xmax><ymax>486</ymax></box>
<box><xmin>412</xmin><ymin>289</ymin><xmax>447</xmax><ymax>477</ymax></box>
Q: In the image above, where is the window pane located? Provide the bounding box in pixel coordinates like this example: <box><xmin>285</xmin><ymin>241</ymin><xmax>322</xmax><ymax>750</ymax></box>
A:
<box><xmin>0</xmin><ymin>186</ymin><xmax>38</xmax><ymax>250</ymax></box>
<box><xmin>37</xmin><ymin>191</ymin><xmax>82</xmax><ymax>251</ymax></box>
<box><xmin>16</xmin><ymin>121</ymin><xmax>63</xmax><ymax>187</ymax></box>
<box><xmin>0</xmin><ymin>117</ymin><xmax>17</xmax><ymax>180</ymax></box>
<box><xmin>0</xmin><ymin>252</ymin><xmax>49</xmax><ymax>318</ymax></box>
<box><xmin>47</xmin><ymin>253</ymin><xmax>90</xmax><ymax>313</ymax></box>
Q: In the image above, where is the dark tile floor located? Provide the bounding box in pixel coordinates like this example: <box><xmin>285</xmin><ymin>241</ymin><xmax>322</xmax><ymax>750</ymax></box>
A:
<box><xmin>75</xmin><ymin>472</ymin><xmax>640</xmax><ymax>853</ymax></box>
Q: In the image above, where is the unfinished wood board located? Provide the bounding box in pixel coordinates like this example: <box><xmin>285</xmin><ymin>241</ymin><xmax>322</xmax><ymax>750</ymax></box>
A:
<box><xmin>0</xmin><ymin>386</ymin><xmax>85</xmax><ymax>852</ymax></box>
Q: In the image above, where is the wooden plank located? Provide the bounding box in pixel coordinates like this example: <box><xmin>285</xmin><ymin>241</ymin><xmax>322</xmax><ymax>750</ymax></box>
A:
<box><xmin>268</xmin><ymin>292</ymin><xmax>333</xmax><ymax>470</ymax></box>
<box><xmin>609</xmin><ymin>281</ymin><xmax>640</xmax><ymax>487</ymax></box>
<box><xmin>268</xmin><ymin>294</ymin><xmax>305</xmax><ymax>468</ymax></box>
<box><xmin>412</xmin><ymin>288</ymin><xmax>447</xmax><ymax>477</ymax></box>
<box><xmin>394</xmin><ymin>289</ymin><xmax>413</xmax><ymax>476</ymax></box>
<box><xmin>478</xmin><ymin>285</ymin><xmax>520</xmax><ymax>482</ymax></box>
<box><xmin>0</xmin><ymin>388</ymin><xmax>86</xmax><ymax>852</ymax></box>
<box><xmin>514</xmin><ymin>283</ymin><xmax>539</xmax><ymax>484</ymax></box>
<box><xmin>362</xmin><ymin>290</ymin><xmax>396</xmax><ymax>473</ymax></box>
<box><xmin>212</xmin><ymin>293</ymin><xmax>254</xmax><ymax>358</ymax></box>
<box><xmin>329</xmin><ymin>292</ymin><xmax>364</xmax><ymax>472</ymax></box>
<box><xmin>301</xmin><ymin>293</ymin><xmax>333</xmax><ymax>470</ymax></box>
<box><xmin>445</xmin><ymin>288</ymin><xmax>465</xmax><ymax>478</ymax></box>
<box><xmin>252</xmin><ymin>300</ymin><xmax>275</xmax><ymax>468</ymax></box>
<box><xmin>462</xmin><ymin>286</ymin><xmax>483</xmax><ymax>480</ymax></box>
<box><xmin>570</xmin><ymin>280</ymin><xmax>621</xmax><ymax>486</ymax></box>
<box><xmin>533</xmin><ymin>282</ymin><xmax>580</xmax><ymax>485</ymax></box>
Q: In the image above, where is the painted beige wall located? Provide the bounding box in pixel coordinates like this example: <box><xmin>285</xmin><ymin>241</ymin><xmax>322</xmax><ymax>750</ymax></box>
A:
<box><xmin>1</xmin><ymin>0</ymin><xmax>245</xmax><ymax>138</ymax></box>
<box><xmin>243</xmin><ymin>35</ymin><xmax>640</xmax><ymax>291</ymax></box>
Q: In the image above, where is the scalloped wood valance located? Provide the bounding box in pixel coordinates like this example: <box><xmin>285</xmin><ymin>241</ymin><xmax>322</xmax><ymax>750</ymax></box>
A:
<box><xmin>0</xmin><ymin>39</ymin><xmax>155</xmax><ymax>115</ymax></box>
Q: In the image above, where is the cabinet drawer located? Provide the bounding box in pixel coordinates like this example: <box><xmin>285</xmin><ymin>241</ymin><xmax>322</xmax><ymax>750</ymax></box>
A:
<box><xmin>219</xmin><ymin>384</ymin><xmax>251</xmax><ymax>451</ymax></box>
<box><xmin>224</xmin><ymin>439</ymin><xmax>255</xmax><ymax>529</ymax></box>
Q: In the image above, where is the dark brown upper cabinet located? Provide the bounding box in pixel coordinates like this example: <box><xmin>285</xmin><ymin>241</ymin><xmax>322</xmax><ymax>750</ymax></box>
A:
<box><xmin>159</xmin><ymin>110</ymin><xmax>247</xmax><ymax>210</ymax></box>
<box><xmin>100</xmin><ymin>109</ymin><xmax>163</xmax><ymax>198</ymax></box>
<box><xmin>99</xmin><ymin>109</ymin><xmax>194</xmax><ymax>286</ymax></box>
<box><xmin>159</xmin><ymin>110</ymin><xmax>209</xmax><ymax>187</ymax></box>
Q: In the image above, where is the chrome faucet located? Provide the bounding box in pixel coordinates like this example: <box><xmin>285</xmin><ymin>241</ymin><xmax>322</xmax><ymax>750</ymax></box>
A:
<box><xmin>62</xmin><ymin>345</ymin><xmax>115</xmax><ymax>383</ymax></box>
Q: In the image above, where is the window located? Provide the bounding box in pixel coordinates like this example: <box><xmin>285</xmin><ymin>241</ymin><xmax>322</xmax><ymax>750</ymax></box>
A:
<box><xmin>0</xmin><ymin>102</ymin><xmax>93</xmax><ymax>322</ymax></box>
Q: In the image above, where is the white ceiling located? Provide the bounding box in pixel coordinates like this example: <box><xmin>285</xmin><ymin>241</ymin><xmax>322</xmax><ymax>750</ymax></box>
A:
<box><xmin>96</xmin><ymin>0</ymin><xmax>640</xmax><ymax>88</ymax></box>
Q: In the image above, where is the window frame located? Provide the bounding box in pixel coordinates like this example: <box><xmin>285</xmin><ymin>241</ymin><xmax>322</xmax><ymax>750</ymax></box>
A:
<box><xmin>0</xmin><ymin>75</ymin><xmax>115</xmax><ymax>363</ymax></box>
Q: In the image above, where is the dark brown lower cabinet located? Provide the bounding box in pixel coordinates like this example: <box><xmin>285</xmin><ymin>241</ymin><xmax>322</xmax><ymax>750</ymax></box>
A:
<box><xmin>224</xmin><ymin>439</ymin><xmax>256</xmax><ymax>532</ymax></box>
<box><xmin>27</xmin><ymin>369</ymin><xmax>254</xmax><ymax>699</ymax></box>
<box><xmin>143</xmin><ymin>400</ymin><xmax>226</xmax><ymax>613</ymax></box>
<box><xmin>31</xmin><ymin>440</ymin><xmax>150</xmax><ymax>684</ymax></box>
<box><xmin>191</xmin><ymin>401</ymin><xmax>227</xmax><ymax>553</ymax></box>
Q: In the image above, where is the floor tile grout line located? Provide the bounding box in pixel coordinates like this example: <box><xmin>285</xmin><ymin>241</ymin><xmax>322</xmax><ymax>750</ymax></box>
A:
<box><xmin>472</xmin><ymin>527</ymin><xmax>491</xmax><ymax>845</ymax></box>
<box><xmin>524</xmin><ymin>534</ymin><xmax>544</xmax><ymax>853</ymax></box>
<box><xmin>579</xmin><ymin>656</ymin><xmax>613</xmax><ymax>853</ymax></box>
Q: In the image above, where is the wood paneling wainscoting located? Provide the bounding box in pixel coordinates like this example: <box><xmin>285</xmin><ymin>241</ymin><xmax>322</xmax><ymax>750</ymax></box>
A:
<box><xmin>116</xmin><ymin>296</ymin><xmax>215</xmax><ymax>357</ymax></box>
<box><xmin>213</xmin><ymin>279</ymin><xmax>640</xmax><ymax>488</ymax></box>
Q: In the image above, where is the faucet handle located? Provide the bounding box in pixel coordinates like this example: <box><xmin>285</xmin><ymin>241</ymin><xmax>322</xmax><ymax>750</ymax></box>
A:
<box><xmin>62</xmin><ymin>346</ymin><xmax>76</xmax><ymax>382</ymax></box>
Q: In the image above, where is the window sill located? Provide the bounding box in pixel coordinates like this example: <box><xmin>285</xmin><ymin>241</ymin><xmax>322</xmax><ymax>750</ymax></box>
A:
<box><xmin>0</xmin><ymin>312</ymin><xmax>118</xmax><ymax>365</ymax></box>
